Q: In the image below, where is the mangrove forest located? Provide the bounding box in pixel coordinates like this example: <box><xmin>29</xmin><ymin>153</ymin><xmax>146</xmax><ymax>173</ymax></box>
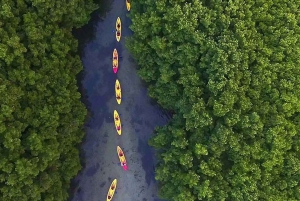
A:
<box><xmin>0</xmin><ymin>0</ymin><xmax>97</xmax><ymax>200</ymax></box>
<box><xmin>128</xmin><ymin>0</ymin><xmax>300</xmax><ymax>200</ymax></box>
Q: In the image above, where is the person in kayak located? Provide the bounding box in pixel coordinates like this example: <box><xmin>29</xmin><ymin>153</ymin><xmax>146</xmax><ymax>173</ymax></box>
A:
<box><xmin>116</xmin><ymin>125</ymin><xmax>121</xmax><ymax>131</ymax></box>
<box><xmin>121</xmin><ymin>162</ymin><xmax>126</xmax><ymax>166</ymax></box>
<box><xmin>108</xmin><ymin>195</ymin><xmax>111</xmax><ymax>199</ymax></box>
<box><xmin>119</xmin><ymin>152</ymin><xmax>123</xmax><ymax>157</ymax></box>
<box><xmin>111</xmin><ymin>185</ymin><xmax>115</xmax><ymax>190</ymax></box>
<box><xmin>116</xmin><ymin>94</ymin><xmax>121</xmax><ymax>100</ymax></box>
<box><xmin>117</xmin><ymin>31</ymin><xmax>120</xmax><ymax>36</ymax></box>
<box><xmin>115</xmin><ymin>115</ymin><xmax>119</xmax><ymax>121</ymax></box>
<box><xmin>116</xmin><ymin>85</ymin><xmax>120</xmax><ymax>90</ymax></box>
<box><xmin>117</xmin><ymin>24</ymin><xmax>120</xmax><ymax>29</ymax></box>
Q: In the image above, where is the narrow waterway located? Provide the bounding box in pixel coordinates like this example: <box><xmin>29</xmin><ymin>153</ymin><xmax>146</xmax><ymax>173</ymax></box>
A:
<box><xmin>70</xmin><ymin>0</ymin><xmax>170</xmax><ymax>201</ymax></box>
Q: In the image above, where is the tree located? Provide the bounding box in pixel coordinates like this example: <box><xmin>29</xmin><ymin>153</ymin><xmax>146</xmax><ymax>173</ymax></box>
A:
<box><xmin>127</xmin><ymin>0</ymin><xmax>300</xmax><ymax>200</ymax></box>
<box><xmin>0</xmin><ymin>0</ymin><xmax>97</xmax><ymax>200</ymax></box>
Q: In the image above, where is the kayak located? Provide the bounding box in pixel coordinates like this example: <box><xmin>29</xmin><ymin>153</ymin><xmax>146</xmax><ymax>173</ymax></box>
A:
<box><xmin>117</xmin><ymin>146</ymin><xmax>128</xmax><ymax>171</ymax></box>
<box><xmin>112</xmin><ymin>49</ymin><xmax>118</xmax><ymax>73</ymax></box>
<box><xmin>126</xmin><ymin>0</ymin><xmax>130</xmax><ymax>11</ymax></box>
<box><xmin>114</xmin><ymin>110</ymin><xmax>121</xmax><ymax>135</ymax></box>
<box><xmin>115</xmin><ymin>79</ymin><xmax>121</xmax><ymax>104</ymax></box>
<box><xmin>116</xmin><ymin>17</ymin><xmax>121</xmax><ymax>42</ymax></box>
<box><xmin>106</xmin><ymin>179</ymin><xmax>117</xmax><ymax>201</ymax></box>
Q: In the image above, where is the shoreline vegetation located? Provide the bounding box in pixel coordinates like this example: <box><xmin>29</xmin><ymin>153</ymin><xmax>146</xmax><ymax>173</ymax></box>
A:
<box><xmin>127</xmin><ymin>1</ymin><xmax>300</xmax><ymax>201</ymax></box>
<box><xmin>0</xmin><ymin>1</ymin><xmax>97</xmax><ymax>200</ymax></box>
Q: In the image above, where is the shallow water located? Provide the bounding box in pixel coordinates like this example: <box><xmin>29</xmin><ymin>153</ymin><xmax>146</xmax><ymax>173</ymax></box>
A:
<box><xmin>70</xmin><ymin>0</ymin><xmax>170</xmax><ymax>201</ymax></box>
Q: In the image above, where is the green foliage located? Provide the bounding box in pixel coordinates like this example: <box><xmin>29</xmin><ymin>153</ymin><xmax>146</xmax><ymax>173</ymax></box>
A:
<box><xmin>128</xmin><ymin>0</ymin><xmax>300</xmax><ymax>200</ymax></box>
<box><xmin>0</xmin><ymin>0</ymin><xmax>97</xmax><ymax>200</ymax></box>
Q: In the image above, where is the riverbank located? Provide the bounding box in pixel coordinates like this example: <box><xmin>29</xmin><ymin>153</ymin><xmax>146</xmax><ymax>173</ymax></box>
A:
<box><xmin>69</xmin><ymin>0</ymin><xmax>170</xmax><ymax>200</ymax></box>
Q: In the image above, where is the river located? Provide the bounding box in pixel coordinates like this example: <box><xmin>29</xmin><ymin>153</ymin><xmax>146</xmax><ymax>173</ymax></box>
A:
<box><xmin>69</xmin><ymin>0</ymin><xmax>170</xmax><ymax>201</ymax></box>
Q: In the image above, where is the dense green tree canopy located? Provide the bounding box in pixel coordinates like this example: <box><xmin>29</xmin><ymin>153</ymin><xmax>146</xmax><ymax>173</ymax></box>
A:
<box><xmin>0</xmin><ymin>0</ymin><xmax>96</xmax><ymax>200</ymax></box>
<box><xmin>128</xmin><ymin>0</ymin><xmax>300</xmax><ymax>200</ymax></box>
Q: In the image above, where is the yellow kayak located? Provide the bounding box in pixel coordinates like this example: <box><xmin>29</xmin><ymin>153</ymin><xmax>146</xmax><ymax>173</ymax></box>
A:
<box><xmin>116</xmin><ymin>17</ymin><xmax>121</xmax><ymax>42</ymax></box>
<box><xmin>126</xmin><ymin>0</ymin><xmax>130</xmax><ymax>11</ymax></box>
<box><xmin>112</xmin><ymin>49</ymin><xmax>118</xmax><ymax>73</ymax></box>
<box><xmin>117</xmin><ymin>146</ymin><xmax>128</xmax><ymax>170</ymax></box>
<box><xmin>115</xmin><ymin>79</ymin><xmax>121</xmax><ymax>104</ymax></box>
<box><xmin>114</xmin><ymin>110</ymin><xmax>121</xmax><ymax>135</ymax></box>
<box><xmin>106</xmin><ymin>179</ymin><xmax>117</xmax><ymax>201</ymax></box>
